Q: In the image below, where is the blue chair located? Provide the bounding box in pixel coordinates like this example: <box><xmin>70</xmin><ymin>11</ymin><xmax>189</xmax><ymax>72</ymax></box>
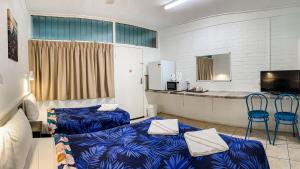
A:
<box><xmin>273</xmin><ymin>94</ymin><xmax>299</xmax><ymax>145</ymax></box>
<box><xmin>245</xmin><ymin>93</ymin><xmax>271</xmax><ymax>144</ymax></box>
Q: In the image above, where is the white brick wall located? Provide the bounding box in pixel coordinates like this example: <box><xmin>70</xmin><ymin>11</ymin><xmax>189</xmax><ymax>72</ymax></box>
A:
<box><xmin>159</xmin><ymin>7</ymin><xmax>300</xmax><ymax>92</ymax></box>
<box><xmin>271</xmin><ymin>14</ymin><xmax>300</xmax><ymax>70</ymax></box>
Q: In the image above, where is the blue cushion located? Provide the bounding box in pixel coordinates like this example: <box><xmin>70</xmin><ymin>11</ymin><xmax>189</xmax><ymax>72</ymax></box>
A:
<box><xmin>248</xmin><ymin>110</ymin><xmax>269</xmax><ymax>119</ymax></box>
<box><xmin>275</xmin><ymin>112</ymin><xmax>297</xmax><ymax>121</ymax></box>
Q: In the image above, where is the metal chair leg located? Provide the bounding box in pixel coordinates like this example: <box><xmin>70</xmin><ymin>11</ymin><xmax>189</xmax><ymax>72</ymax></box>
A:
<box><xmin>295</xmin><ymin>123</ymin><xmax>299</xmax><ymax>137</ymax></box>
<box><xmin>273</xmin><ymin>122</ymin><xmax>279</xmax><ymax>145</ymax></box>
<box><xmin>293</xmin><ymin>124</ymin><xmax>296</xmax><ymax>137</ymax></box>
<box><xmin>250</xmin><ymin>121</ymin><xmax>253</xmax><ymax>134</ymax></box>
<box><xmin>245</xmin><ymin>120</ymin><xmax>251</xmax><ymax>140</ymax></box>
<box><xmin>264</xmin><ymin>120</ymin><xmax>271</xmax><ymax>144</ymax></box>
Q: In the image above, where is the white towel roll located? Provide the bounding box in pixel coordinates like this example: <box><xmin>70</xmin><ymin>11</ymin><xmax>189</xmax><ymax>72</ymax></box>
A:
<box><xmin>184</xmin><ymin>128</ymin><xmax>229</xmax><ymax>157</ymax></box>
<box><xmin>148</xmin><ymin>119</ymin><xmax>179</xmax><ymax>135</ymax></box>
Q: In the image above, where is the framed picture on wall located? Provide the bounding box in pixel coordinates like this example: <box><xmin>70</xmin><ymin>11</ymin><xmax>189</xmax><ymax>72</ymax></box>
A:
<box><xmin>7</xmin><ymin>9</ymin><xmax>18</xmax><ymax>62</ymax></box>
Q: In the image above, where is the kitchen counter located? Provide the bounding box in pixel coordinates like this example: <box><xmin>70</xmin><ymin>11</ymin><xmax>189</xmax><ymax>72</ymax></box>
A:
<box><xmin>146</xmin><ymin>90</ymin><xmax>300</xmax><ymax>99</ymax></box>
<box><xmin>146</xmin><ymin>90</ymin><xmax>251</xmax><ymax>99</ymax></box>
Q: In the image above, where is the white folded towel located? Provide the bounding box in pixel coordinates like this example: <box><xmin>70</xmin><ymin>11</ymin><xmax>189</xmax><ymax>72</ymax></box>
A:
<box><xmin>148</xmin><ymin>119</ymin><xmax>179</xmax><ymax>135</ymax></box>
<box><xmin>184</xmin><ymin>128</ymin><xmax>229</xmax><ymax>157</ymax></box>
<box><xmin>97</xmin><ymin>104</ymin><xmax>118</xmax><ymax>111</ymax></box>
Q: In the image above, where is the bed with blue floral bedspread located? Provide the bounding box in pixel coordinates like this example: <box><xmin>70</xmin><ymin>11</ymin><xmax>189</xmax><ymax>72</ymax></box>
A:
<box><xmin>47</xmin><ymin>105</ymin><xmax>130</xmax><ymax>135</ymax></box>
<box><xmin>54</xmin><ymin>118</ymin><xmax>269</xmax><ymax>169</ymax></box>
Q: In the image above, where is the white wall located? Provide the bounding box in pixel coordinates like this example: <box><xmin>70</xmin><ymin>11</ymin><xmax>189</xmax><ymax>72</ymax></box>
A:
<box><xmin>271</xmin><ymin>13</ymin><xmax>300</xmax><ymax>70</ymax></box>
<box><xmin>0</xmin><ymin>0</ymin><xmax>30</xmax><ymax>119</ymax></box>
<box><xmin>160</xmin><ymin>7</ymin><xmax>300</xmax><ymax>92</ymax></box>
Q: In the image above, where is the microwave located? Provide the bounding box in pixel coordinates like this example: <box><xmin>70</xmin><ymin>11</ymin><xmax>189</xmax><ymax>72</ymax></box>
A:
<box><xmin>167</xmin><ymin>81</ymin><xmax>187</xmax><ymax>91</ymax></box>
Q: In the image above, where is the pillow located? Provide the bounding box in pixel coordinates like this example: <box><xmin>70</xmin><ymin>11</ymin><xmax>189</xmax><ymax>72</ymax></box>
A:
<box><xmin>0</xmin><ymin>126</ymin><xmax>15</xmax><ymax>169</ymax></box>
<box><xmin>24</xmin><ymin>94</ymin><xmax>39</xmax><ymax>121</ymax></box>
<box><xmin>3</xmin><ymin>109</ymin><xmax>33</xmax><ymax>169</ymax></box>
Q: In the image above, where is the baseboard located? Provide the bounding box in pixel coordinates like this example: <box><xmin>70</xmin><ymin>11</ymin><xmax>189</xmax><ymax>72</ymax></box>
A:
<box><xmin>131</xmin><ymin>116</ymin><xmax>145</xmax><ymax>121</ymax></box>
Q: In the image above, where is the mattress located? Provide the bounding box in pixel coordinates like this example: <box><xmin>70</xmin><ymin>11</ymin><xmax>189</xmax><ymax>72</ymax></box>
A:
<box><xmin>54</xmin><ymin>118</ymin><xmax>270</xmax><ymax>169</ymax></box>
<box><xmin>47</xmin><ymin>105</ymin><xmax>130</xmax><ymax>135</ymax></box>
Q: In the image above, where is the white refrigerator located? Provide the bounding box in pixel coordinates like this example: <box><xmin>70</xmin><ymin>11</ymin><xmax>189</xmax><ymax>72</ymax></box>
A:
<box><xmin>148</xmin><ymin>60</ymin><xmax>175</xmax><ymax>90</ymax></box>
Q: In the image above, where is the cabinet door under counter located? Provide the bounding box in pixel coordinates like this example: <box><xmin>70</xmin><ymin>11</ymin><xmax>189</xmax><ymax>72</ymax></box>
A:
<box><xmin>182</xmin><ymin>95</ymin><xmax>213</xmax><ymax>122</ymax></box>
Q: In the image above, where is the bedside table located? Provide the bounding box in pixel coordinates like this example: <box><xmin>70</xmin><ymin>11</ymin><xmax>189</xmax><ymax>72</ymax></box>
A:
<box><xmin>30</xmin><ymin>121</ymin><xmax>42</xmax><ymax>138</ymax></box>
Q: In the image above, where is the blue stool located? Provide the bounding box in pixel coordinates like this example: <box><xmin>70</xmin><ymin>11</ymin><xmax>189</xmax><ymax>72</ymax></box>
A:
<box><xmin>273</xmin><ymin>94</ymin><xmax>299</xmax><ymax>145</ymax></box>
<box><xmin>245</xmin><ymin>93</ymin><xmax>271</xmax><ymax>144</ymax></box>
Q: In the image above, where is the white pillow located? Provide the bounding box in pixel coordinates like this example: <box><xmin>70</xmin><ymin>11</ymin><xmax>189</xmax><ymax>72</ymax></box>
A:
<box><xmin>97</xmin><ymin>104</ymin><xmax>118</xmax><ymax>111</ymax></box>
<box><xmin>0</xmin><ymin>127</ymin><xmax>15</xmax><ymax>169</ymax></box>
<box><xmin>3</xmin><ymin>109</ymin><xmax>33</xmax><ymax>169</ymax></box>
<box><xmin>24</xmin><ymin>94</ymin><xmax>39</xmax><ymax>121</ymax></box>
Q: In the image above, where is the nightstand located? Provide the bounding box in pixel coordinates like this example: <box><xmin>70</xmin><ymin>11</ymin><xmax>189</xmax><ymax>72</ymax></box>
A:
<box><xmin>30</xmin><ymin>121</ymin><xmax>42</xmax><ymax>138</ymax></box>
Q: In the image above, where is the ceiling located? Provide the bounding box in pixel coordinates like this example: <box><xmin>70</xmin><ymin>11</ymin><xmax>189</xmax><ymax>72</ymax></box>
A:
<box><xmin>26</xmin><ymin>0</ymin><xmax>300</xmax><ymax>30</ymax></box>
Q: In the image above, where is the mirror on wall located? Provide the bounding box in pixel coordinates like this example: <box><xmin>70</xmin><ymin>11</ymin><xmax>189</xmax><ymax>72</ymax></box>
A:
<box><xmin>196</xmin><ymin>53</ymin><xmax>231</xmax><ymax>81</ymax></box>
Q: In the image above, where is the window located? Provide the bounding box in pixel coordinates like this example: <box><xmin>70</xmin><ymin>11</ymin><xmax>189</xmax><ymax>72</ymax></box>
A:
<box><xmin>116</xmin><ymin>23</ymin><xmax>157</xmax><ymax>48</ymax></box>
<box><xmin>31</xmin><ymin>16</ymin><xmax>113</xmax><ymax>43</ymax></box>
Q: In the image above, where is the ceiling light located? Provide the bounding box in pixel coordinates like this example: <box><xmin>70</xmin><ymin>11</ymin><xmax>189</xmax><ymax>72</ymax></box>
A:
<box><xmin>164</xmin><ymin>0</ymin><xmax>189</xmax><ymax>10</ymax></box>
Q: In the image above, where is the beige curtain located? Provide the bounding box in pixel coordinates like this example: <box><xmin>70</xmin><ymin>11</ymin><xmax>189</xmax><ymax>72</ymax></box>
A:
<box><xmin>197</xmin><ymin>57</ymin><xmax>213</xmax><ymax>80</ymax></box>
<box><xmin>29</xmin><ymin>40</ymin><xmax>115</xmax><ymax>101</ymax></box>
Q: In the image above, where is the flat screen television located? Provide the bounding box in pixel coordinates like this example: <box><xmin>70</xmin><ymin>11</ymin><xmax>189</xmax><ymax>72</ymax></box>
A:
<box><xmin>261</xmin><ymin>70</ymin><xmax>300</xmax><ymax>94</ymax></box>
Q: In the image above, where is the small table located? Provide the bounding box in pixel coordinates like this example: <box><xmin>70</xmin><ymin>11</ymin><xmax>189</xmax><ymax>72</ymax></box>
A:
<box><xmin>30</xmin><ymin>121</ymin><xmax>43</xmax><ymax>138</ymax></box>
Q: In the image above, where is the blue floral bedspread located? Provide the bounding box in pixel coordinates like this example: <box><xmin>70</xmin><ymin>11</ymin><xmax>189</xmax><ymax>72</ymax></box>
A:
<box><xmin>47</xmin><ymin>105</ymin><xmax>130</xmax><ymax>135</ymax></box>
<box><xmin>54</xmin><ymin>118</ymin><xmax>269</xmax><ymax>169</ymax></box>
